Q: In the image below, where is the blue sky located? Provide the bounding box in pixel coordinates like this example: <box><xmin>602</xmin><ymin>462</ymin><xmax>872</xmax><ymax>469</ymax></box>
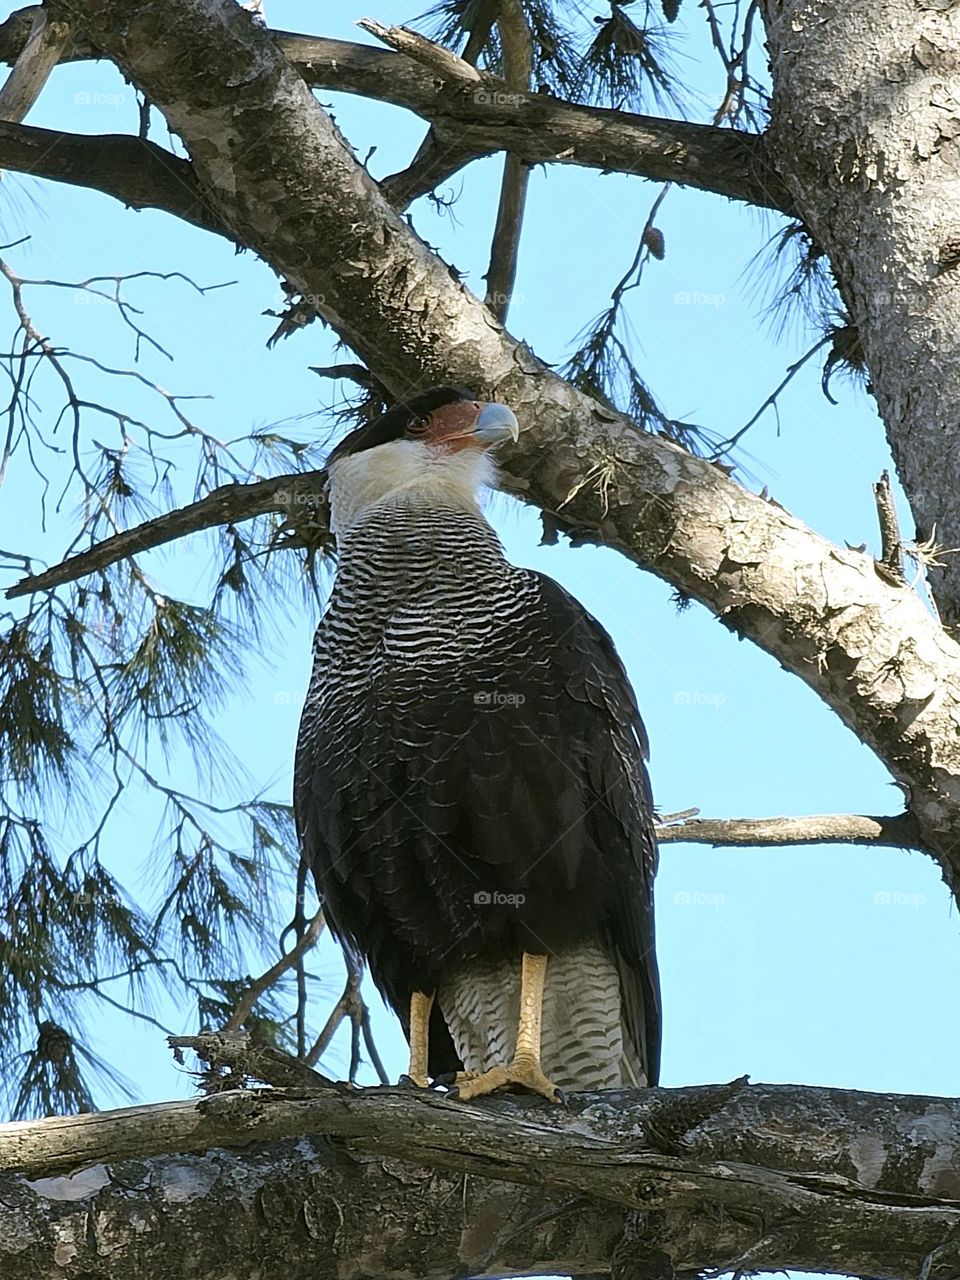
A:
<box><xmin>1</xmin><ymin>0</ymin><xmax>956</xmax><ymax>1272</ymax></box>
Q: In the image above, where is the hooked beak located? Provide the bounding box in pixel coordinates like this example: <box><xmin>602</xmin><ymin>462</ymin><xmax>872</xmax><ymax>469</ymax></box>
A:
<box><xmin>473</xmin><ymin>402</ymin><xmax>520</xmax><ymax>446</ymax></box>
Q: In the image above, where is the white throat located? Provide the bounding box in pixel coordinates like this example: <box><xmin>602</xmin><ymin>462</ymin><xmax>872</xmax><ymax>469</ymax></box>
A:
<box><xmin>328</xmin><ymin>439</ymin><xmax>497</xmax><ymax>537</ymax></box>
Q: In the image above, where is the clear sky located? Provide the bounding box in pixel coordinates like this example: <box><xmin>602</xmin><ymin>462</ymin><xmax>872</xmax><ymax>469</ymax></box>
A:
<box><xmin>1</xmin><ymin>2</ymin><xmax>956</xmax><ymax>1277</ymax></box>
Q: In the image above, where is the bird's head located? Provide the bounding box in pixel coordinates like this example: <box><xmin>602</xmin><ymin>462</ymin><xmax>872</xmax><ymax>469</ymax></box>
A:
<box><xmin>326</xmin><ymin>386</ymin><xmax>519</xmax><ymax>535</ymax></box>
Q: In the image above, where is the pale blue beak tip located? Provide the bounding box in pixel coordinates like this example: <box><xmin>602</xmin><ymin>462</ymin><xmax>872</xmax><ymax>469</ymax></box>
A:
<box><xmin>474</xmin><ymin>402</ymin><xmax>520</xmax><ymax>444</ymax></box>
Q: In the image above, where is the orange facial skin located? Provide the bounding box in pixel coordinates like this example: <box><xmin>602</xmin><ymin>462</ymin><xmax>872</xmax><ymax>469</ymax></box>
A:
<box><xmin>413</xmin><ymin>399</ymin><xmax>488</xmax><ymax>452</ymax></box>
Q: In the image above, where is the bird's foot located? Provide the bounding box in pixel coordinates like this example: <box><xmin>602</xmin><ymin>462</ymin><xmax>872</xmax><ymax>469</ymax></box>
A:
<box><xmin>398</xmin><ymin>1071</ymin><xmax>431</xmax><ymax>1089</ymax></box>
<box><xmin>447</xmin><ymin>1054</ymin><xmax>565</xmax><ymax>1104</ymax></box>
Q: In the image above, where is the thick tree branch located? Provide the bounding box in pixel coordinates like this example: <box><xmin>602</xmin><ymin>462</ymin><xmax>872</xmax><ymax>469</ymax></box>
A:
<box><xmin>4</xmin><ymin>1134</ymin><xmax>624</xmax><ymax>1279</ymax></box>
<box><xmin>14</xmin><ymin>0</ymin><xmax>960</xmax><ymax>906</ymax></box>
<box><xmin>2</xmin><ymin>1082</ymin><xmax>960</xmax><ymax>1278</ymax></box>
<box><xmin>330</xmin><ymin>26</ymin><xmax>790</xmax><ymax>212</ymax></box>
<box><xmin>0</xmin><ymin>121</ymin><xmax>228</xmax><ymax>236</ymax></box>
<box><xmin>656</xmin><ymin>811</ymin><xmax>924</xmax><ymax>849</ymax></box>
<box><xmin>0</xmin><ymin>6</ymin><xmax>791</xmax><ymax>213</ymax></box>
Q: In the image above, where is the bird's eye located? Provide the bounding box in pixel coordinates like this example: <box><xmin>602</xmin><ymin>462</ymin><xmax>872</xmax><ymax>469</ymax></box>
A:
<box><xmin>408</xmin><ymin>415</ymin><xmax>430</xmax><ymax>435</ymax></box>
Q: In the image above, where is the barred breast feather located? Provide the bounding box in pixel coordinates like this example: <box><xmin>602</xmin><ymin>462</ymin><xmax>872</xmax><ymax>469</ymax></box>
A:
<box><xmin>294</xmin><ymin>493</ymin><xmax>660</xmax><ymax>1087</ymax></box>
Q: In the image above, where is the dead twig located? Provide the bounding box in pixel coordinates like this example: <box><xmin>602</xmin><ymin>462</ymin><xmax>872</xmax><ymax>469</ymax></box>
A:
<box><xmin>222</xmin><ymin>912</ymin><xmax>325</xmax><ymax>1034</ymax></box>
<box><xmin>874</xmin><ymin>468</ymin><xmax>906</xmax><ymax>585</ymax></box>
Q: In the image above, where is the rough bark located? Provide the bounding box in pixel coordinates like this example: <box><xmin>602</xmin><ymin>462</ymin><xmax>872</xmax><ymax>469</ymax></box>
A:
<box><xmin>2</xmin><ymin>1082</ymin><xmax>960</xmax><ymax>1279</ymax></box>
<box><xmin>763</xmin><ymin>0</ymin><xmax>960</xmax><ymax>624</ymax></box>
<box><xmin>1</xmin><ymin>1135</ymin><xmax>626</xmax><ymax>1280</ymax></box>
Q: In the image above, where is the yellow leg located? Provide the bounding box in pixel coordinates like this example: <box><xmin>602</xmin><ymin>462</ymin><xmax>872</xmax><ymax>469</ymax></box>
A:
<box><xmin>451</xmin><ymin>953</ymin><xmax>563</xmax><ymax>1104</ymax></box>
<box><xmin>516</xmin><ymin>951</ymin><xmax>547</xmax><ymax>1062</ymax></box>
<box><xmin>404</xmin><ymin>990</ymin><xmax>433</xmax><ymax>1088</ymax></box>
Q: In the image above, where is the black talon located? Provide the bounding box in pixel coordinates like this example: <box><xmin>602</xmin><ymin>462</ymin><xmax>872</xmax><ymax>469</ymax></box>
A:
<box><xmin>430</xmin><ymin>1071</ymin><xmax>459</xmax><ymax>1089</ymax></box>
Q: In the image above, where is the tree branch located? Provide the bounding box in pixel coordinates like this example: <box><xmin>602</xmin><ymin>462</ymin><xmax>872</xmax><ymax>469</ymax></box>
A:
<box><xmin>0</xmin><ymin>8</ymin><xmax>72</xmax><ymax>122</ymax></box>
<box><xmin>353</xmin><ymin>16</ymin><xmax>489</xmax><ymax>210</ymax></box>
<box><xmin>167</xmin><ymin>1031</ymin><xmax>336</xmax><ymax>1091</ymax></box>
<box><xmin>354</xmin><ymin>20</ymin><xmax>483</xmax><ymax>85</ymax></box>
<box><xmin>0</xmin><ymin>6</ymin><xmax>792</xmax><ymax>213</ymax></box>
<box><xmin>2</xmin><ymin>1082</ymin><xmax>960</xmax><ymax>1278</ymax></box>
<box><xmin>0</xmin><ymin>120</ymin><xmax>229</xmax><ymax>237</ymax></box>
<box><xmin>1</xmin><ymin>1135</ymin><xmax>625</xmax><ymax>1280</ymax></box>
<box><xmin>345</xmin><ymin>22</ymin><xmax>788</xmax><ymax>211</ymax></box>
<box><xmin>656</xmin><ymin>811</ymin><xmax>924</xmax><ymax>849</ymax></box>
<box><xmin>374</xmin><ymin>1</ymin><xmax>501</xmax><ymax>209</ymax></box>
<box><xmin>17</xmin><ymin>0</ymin><xmax>960</xmax><ymax>903</ymax></box>
<box><xmin>4</xmin><ymin>470</ymin><xmax>330</xmax><ymax>598</ymax></box>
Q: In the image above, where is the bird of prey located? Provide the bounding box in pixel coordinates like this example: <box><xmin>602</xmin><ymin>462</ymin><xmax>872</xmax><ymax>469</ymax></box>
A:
<box><xmin>294</xmin><ymin>386</ymin><xmax>660</xmax><ymax>1100</ymax></box>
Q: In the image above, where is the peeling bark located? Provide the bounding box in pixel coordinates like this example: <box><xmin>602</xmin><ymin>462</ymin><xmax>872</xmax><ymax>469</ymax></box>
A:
<box><xmin>763</xmin><ymin>0</ymin><xmax>960</xmax><ymax>623</ymax></box>
<box><xmin>2</xmin><ymin>1082</ymin><xmax>960</xmax><ymax>1279</ymax></box>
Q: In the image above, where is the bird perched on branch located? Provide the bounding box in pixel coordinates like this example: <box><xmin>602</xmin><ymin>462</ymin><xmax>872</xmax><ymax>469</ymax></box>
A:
<box><xmin>294</xmin><ymin>386</ymin><xmax>660</xmax><ymax>1100</ymax></box>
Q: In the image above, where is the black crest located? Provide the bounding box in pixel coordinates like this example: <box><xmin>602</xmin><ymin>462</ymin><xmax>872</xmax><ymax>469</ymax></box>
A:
<box><xmin>326</xmin><ymin>386</ymin><xmax>476</xmax><ymax>466</ymax></box>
